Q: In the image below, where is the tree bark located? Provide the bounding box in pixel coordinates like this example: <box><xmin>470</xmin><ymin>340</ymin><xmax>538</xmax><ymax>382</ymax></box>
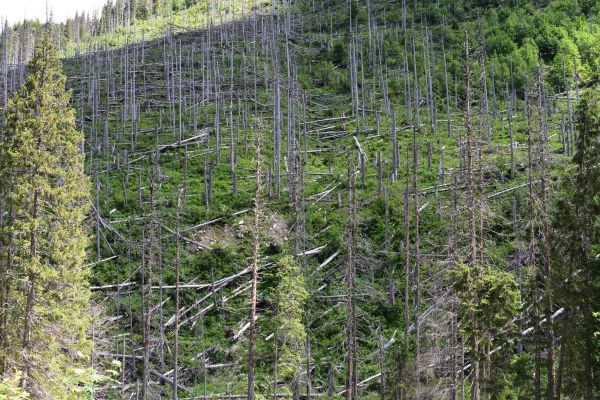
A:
<box><xmin>247</xmin><ymin>125</ymin><xmax>263</xmax><ymax>400</ymax></box>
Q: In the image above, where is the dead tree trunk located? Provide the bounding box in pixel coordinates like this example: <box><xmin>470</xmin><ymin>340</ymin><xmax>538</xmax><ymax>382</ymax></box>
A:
<box><xmin>413</xmin><ymin>127</ymin><xmax>421</xmax><ymax>400</ymax></box>
<box><xmin>173</xmin><ymin>190</ymin><xmax>182</xmax><ymax>400</ymax></box>
<box><xmin>247</xmin><ymin>124</ymin><xmax>263</xmax><ymax>400</ymax></box>
<box><xmin>346</xmin><ymin>154</ymin><xmax>358</xmax><ymax>400</ymax></box>
<box><xmin>142</xmin><ymin>152</ymin><xmax>159</xmax><ymax>400</ymax></box>
<box><xmin>536</xmin><ymin>65</ymin><xmax>555</xmax><ymax>400</ymax></box>
<box><xmin>464</xmin><ymin>34</ymin><xmax>480</xmax><ymax>400</ymax></box>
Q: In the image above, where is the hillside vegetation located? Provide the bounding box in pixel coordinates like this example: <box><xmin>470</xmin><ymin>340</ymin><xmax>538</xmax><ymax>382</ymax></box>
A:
<box><xmin>1</xmin><ymin>0</ymin><xmax>600</xmax><ymax>399</ymax></box>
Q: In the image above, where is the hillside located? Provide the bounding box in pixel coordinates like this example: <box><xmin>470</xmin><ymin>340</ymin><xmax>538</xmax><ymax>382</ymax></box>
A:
<box><xmin>1</xmin><ymin>0</ymin><xmax>600</xmax><ymax>399</ymax></box>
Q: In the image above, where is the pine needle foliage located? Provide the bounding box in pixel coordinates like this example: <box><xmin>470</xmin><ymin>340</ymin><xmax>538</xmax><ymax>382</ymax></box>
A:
<box><xmin>0</xmin><ymin>35</ymin><xmax>93</xmax><ymax>399</ymax></box>
<box><xmin>553</xmin><ymin>87</ymin><xmax>600</xmax><ymax>398</ymax></box>
<box><xmin>273</xmin><ymin>256</ymin><xmax>307</xmax><ymax>380</ymax></box>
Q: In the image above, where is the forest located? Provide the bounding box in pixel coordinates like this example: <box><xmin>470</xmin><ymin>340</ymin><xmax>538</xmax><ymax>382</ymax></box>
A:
<box><xmin>0</xmin><ymin>0</ymin><xmax>599</xmax><ymax>399</ymax></box>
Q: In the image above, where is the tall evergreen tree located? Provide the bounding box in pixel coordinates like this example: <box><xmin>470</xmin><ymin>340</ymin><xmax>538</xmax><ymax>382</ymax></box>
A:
<box><xmin>272</xmin><ymin>256</ymin><xmax>307</xmax><ymax>397</ymax></box>
<box><xmin>554</xmin><ymin>87</ymin><xmax>600</xmax><ymax>399</ymax></box>
<box><xmin>0</xmin><ymin>35</ymin><xmax>92</xmax><ymax>399</ymax></box>
<box><xmin>449</xmin><ymin>262</ymin><xmax>520</xmax><ymax>398</ymax></box>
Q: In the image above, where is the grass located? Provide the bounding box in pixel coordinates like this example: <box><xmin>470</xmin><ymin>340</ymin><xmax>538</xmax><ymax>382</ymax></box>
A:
<box><xmin>58</xmin><ymin>0</ymin><xmax>580</xmax><ymax>396</ymax></box>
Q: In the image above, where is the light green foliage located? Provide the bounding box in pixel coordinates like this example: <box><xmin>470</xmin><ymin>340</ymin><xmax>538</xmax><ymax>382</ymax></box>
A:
<box><xmin>313</xmin><ymin>61</ymin><xmax>336</xmax><ymax>87</ymax></box>
<box><xmin>0</xmin><ymin>372</ymin><xmax>29</xmax><ymax>400</ymax></box>
<box><xmin>450</xmin><ymin>263</ymin><xmax>519</xmax><ymax>343</ymax></box>
<box><xmin>485</xmin><ymin>30</ymin><xmax>516</xmax><ymax>56</ymax></box>
<box><xmin>573</xmin><ymin>22</ymin><xmax>600</xmax><ymax>78</ymax></box>
<box><xmin>449</xmin><ymin>262</ymin><xmax>520</xmax><ymax>397</ymax></box>
<box><xmin>549</xmin><ymin>34</ymin><xmax>583</xmax><ymax>87</ymax></box>
<box><xmin>0</xmin><ymin>36</ymin><xmax>92</xmax><ymax>399</ymax></box>
<box><xmin>273</xmin><ymin>256</ymin><xmax>307</xmax><ymax>380</ymax></box>
<box><xmin>511</xmin><ymin>37</ymin><xmax>539</xmax><ymax>88</ymax></box>
<box><xmin>2</xmin><ymin>0</ymin><xmax>600</xmax><ymax>397</ymax></box>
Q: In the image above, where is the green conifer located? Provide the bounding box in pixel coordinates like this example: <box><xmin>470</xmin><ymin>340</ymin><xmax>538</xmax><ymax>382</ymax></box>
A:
<box><xmin>553</xmin><ymin>87</ymin><xmax>600</xmax><ymax>398</ymax></box>
<box><xmin>273</xmin><ymin>256</ymin><xmax>307</xmax><ymax>390</ymax></box>
<box><xmin>0</xmin><ymin>35</ymin><xmax>92</xmax><ymax>399</ymax></box>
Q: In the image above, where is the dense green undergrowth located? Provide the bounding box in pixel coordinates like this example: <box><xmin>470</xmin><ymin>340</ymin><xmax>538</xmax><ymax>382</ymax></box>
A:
<box><xmin>2</xmin><ymin>0</ymin><xmax>600</xmax><ymax>398</ymax></box>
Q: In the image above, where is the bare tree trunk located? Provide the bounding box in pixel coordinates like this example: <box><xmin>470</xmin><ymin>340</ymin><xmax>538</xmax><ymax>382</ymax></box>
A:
<box><xmin>562</xmin><ymin>55</ymin><xmax>574</xmax><ymax>157</ymax></box>
<box><xmin>346</xmin><ymin>154</ymin><xmax>358</xmax><ymax>400</ymax></box>
<box><xmin>378</xmin><ymin>322</ymin><xmax>386</xmax><ymax>400</ymax></box>
<box><xmin>401</xmin><ymin>144</ymin><xmax>411</xmax><ymax>400</ymax></box>
<box><xmin>442</xmin><ymin>38</ymin><xmax>452</xmax><ymax>138</ymax></box>
<box><xmin>0</xmin><ymin>201</ymin><xmax>11</xmax><ymax>374</ymax></box>
<box><xmin>464</xmin><ymin>34</ymin><xmax>479</xmax><ymax>400</ymax></box>
<box><xmin>328</xmin><ymin>362</ymin><xmax>334</xmax><ymax>399</ymax></box>
<box><xmin>20</xmin><ymin>189</ymin><xmax>38</xmax><ymax>393</ymax></box>
<box><xmin>247</xmin><ymin>124</ymin><xmax>263</xmax><ymax>400</ymax></box>
<box><xmin>306</xmin><ymin>335</ymin><xmax>312</xmax><ymax>400</ymax></box>
<box><xmin>142</xmin><ymin>152</ymin><xmax>159</xmax><ymax>400</ymax></box>
<box><xmin>173</xmin><ymin>190</ymin><xmax>182</xmax><ymax>400</ymax></box>
<box><xmin>556</xmin><ymin>342</ymin><xmax>565</xmax><ymax>400</ymax></box>
<box><xmin>507</xmin><ymin>66</ymin><xmax>515</xmax><ymax>180</ymax></box>
<box><xmin>413</xmin><ymin>127</ymin><xmax>421</xmax><ymax>400</ymax></box>
<box><xmin>392</xmin><ymin>111</ymin><xmax>399</xmax><ymax>181</ymax></box>
<box><xmin>525</xmin><ymin>91</ymin><xmax>542</xmax><ymax>400</ymax></box>
<box><xmin>465</xmin><ymin>35</ymin><xmax>476</xmax><ymax>267</ymax></box>
<box><xmin>536</xmin><ymin>65</ymin><xmax>555</xmax><ymax>400</ymax></box>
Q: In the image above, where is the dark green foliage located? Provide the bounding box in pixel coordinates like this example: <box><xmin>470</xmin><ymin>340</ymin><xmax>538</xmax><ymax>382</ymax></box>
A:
<box><xmin>552</xmin><ymin>87</ymin><xmax>600</xmax><ymax>399</ymax></box>
<box><xmin>450</xmin><ymin>263</ymin><xmax>520</xmax><ymax>397</ymax></box>
<box><xmin>330</xmin><ymin>40</ymin><xmax>347</xmax><ymax>67</ymax></box>
<box><xmin>450</xmin><ymin>263</ymin><xmax>520</xmax><ymax>340</ymax></box>
<box><xmin>0</xmin><ymin>36</ymin><xmax>93</xmax><ymax>399</ymax></box>
<box><xmin>272</xmin><ymin>257</ymin><xmax>307</xmax><ymax>381</ymax></box>
<box><xmin>2</xmin><ymin>0</ymin><xmax>600</xmax><ymax>398</ymax></box>
<box><xmin>313</xmin><ymin>61</ymin><xmax>336</xmax><ymax>87</ymax></box>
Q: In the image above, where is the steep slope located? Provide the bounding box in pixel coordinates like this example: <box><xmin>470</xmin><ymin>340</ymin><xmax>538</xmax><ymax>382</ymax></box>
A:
<box><xmin>1</xmin><ymin>0</ymin><xmax>599</xmax><ymax>398</ymax></box>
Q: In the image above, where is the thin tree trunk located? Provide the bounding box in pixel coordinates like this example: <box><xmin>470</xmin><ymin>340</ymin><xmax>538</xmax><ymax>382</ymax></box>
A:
<box><xmin>247</xmin><ymin>125</ymin><xmax>263</xmax><ymax>400</ymax></box>
<box><xmin>413</xmin><ymin>127</ymin><xmax>421</xmax><ymax>400</ymax></box>
<box><xmin>173</xmin><ymin>190</ymin><xmax>182</xmax><ymax>400</ymax></box>
<box><xmin>536</xmin><ymin>65</ymin><xmax>555</xmax><ymax>400</ymax></box>
<box><xmin>20</xmin><ymin>189</ymin><xmax>38</xmax><ymax>393</ymax></box>
<box><xmin>346</xmin><ymin>155</ymin><xmax>357</xmax><ymax>400</ymax></box>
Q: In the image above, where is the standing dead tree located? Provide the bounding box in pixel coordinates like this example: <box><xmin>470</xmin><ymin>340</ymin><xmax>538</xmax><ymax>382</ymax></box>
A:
<box><xmin>464</xmin><ymin>33</ymin><xmax>481</xmax><ymax>400</ymax></box>
<box><xmin>247</xmin><ymin>122</ymin><xmax>263</xmax><ymax>400</ymax></box>
<box><xmin>536</xmin><ymin>65</ymin><xmax>555</xmax><ymax>400</ymax></box>
<box><xmin>141</xmin><ymin>151</ymin><xmax>160</xmax><ymax>400</ymax></box>
<box><xmin>346</xmin><ymin>153</ymin><xmax>358</xmax><ymax>400</ymax></box>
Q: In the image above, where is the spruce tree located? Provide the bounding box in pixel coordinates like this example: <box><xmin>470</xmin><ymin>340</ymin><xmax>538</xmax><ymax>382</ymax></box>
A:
<box><xmin>0</xmin><ymin>35</ymin><xmax>92</xmax><ymax>399</ymax></box>
<box><xmin>449</xmin><ymin>263</ymin><xmax>520</xmax><ymax>398</ymax></box>
<box><xmin>554</xmin><ymin>87</ymin><xmax>600</xmax><ymax>399</ymax></box>
<box><xmin>272</xmin><ymin>256</ymin><xmax>307</xmax><ymax>396</ymax></box>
